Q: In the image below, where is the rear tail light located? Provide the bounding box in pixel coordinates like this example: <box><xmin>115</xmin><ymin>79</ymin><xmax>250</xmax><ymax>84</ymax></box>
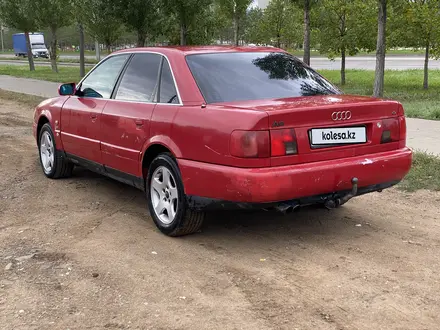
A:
<box><xmin>381</xmin><ymin>118</ymin><xmax>400</xmax><ymax>143</ymax></box>
<box><xmin>270</xmin><ymin>129</ymin><xmax>298</xmax><ymax>156</ymax></box>
<box><xmin>230</xmin><ymin>130</ymin><xmax>270</xmax><ymax>158</ymax></box>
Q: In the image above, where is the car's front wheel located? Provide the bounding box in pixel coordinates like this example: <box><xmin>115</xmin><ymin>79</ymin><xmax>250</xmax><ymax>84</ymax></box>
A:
<box><xmin>147</xmin><ymin>154</ymin><xmax>204</xmax><ymax>236</ymax></box>
<box><xmin>38</xmin><ymin>123</ymin><xmax>73</xmax><ymax>179</ymax></box>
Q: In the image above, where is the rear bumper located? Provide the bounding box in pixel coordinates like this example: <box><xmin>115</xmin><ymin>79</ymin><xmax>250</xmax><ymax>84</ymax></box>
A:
<box><xmin>178</xmin><ymin>147</ymin><xmax>412</xmax><ymax>208</ymax></box>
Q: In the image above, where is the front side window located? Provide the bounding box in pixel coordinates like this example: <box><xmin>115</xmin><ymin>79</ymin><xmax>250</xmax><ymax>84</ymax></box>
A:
<box><xmin>115</xmin><ymin>53</ymin><xmax>162</xmax><ymax>102</ymax></box>
<box><xmin>186</xmin><ymin>52</ymin><xmax>341</xmax><ymax>104</ymax></box>
<box><xmin>79</xmin><ymin>54</ymin><xmax>130</xmax><ymax>99</ymax></box>
<box><xmin>159</xmin><ymin>60</ymin><xmax>179</xmax><ymax>104</ymax></box>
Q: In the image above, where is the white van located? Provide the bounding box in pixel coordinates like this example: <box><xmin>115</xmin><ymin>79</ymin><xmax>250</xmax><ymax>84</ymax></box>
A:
<box><xmin>13</xmin><ymin>33</ymin><xmax>49</xmax><ymax>58</ymax></box>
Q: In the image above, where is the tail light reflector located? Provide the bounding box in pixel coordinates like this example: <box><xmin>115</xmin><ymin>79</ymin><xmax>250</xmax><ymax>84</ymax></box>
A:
<box><xmin>381</xmin><ymin>118</ymin><xmax>400</xmax><ymax>143</ymax></box>
<box><xmin>271</xmin><ymin>129</ymin><xmax>298</xmax><ymax>156</ymax></box>
<box><xmin>230</xmin><ymin>130</ymin><xmax>270</xmax><ymax>158</ymax></box>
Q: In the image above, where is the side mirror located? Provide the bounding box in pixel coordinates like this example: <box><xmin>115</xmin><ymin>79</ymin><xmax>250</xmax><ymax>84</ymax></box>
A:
<box><xmin>58</xmin><ymin>83</ymin><xmax>76</xmax><ymax>96</ymax></box>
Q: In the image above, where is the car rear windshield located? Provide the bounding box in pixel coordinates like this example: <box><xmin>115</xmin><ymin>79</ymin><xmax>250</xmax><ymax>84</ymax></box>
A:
<box><xmin>186</xmin><ymin>52</ymin><xmax>341</xmax><ymax>104</ymax></box>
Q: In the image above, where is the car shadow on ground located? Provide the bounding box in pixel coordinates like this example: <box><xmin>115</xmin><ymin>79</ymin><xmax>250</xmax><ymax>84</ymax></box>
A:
<box><xmin>69</xmin><ymin>167</ymin><xmax>367</xmax><ymax>242</ymax></box>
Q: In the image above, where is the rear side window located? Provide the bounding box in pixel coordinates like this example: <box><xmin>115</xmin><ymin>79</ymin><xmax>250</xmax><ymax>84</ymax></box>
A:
<box><xmin>186</xmin><ymin>52</ymin><xmax>340</xmax><ymax>103</ymax></box>
<box><xmin>159</xmin><ymin>60</ymin><xmax>179</xmax><ymax>104</ymax></box>
<box><xmin>80</xmin><ymin>54</ymin><xmax>130</xmax><ymax>98</ymax></box>
<box><xmin>115</xmin><ymin>53</ymin><xmax>162</xmax><ymax>102</ymax></box>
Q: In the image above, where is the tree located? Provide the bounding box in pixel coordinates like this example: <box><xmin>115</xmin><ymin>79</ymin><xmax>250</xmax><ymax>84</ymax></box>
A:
<box><xmin>317</xmin><ymin>0</ymin><xmax>376</xmax><ymax>85</ymax></box>
<box><xmin>0</xmin><ymin>0</ymin><xmax>37</xmax><ymax>71</ymax></box>
<box><xmin>373</xmin><ymin>0</ymin><xmax>387</xmax><ymax>97</ymax></box>
<box><xmin>292</xmin><ymin>0</ymin><xmax>319</xmax><ymax>65</ymax></box>
<box><xmin>78</xmin><ymin>23</ymin><xmax>85</xmax><ymax>78</ymax></box>
<box><xmin>113</xmin><ymin>0</ymin><xmax>160</xmax><ymax>47</ymax></box>
<box><xmin>81</xmin><ymin>0</ymin><xmax>123</xmax><ymax>53</ymax></box>
<box><xmin>162</xmin><ymin>0</ymin><xmax>213</xmax><ymax>46</ymax></box>
<box><xmin>34</xmin><ymin>0</ymin><xmax>74</xmax><ymax>73</ymax></box>
<box><xmin>211</xmin><ymin>2</ymin><xmax>234</xmax><ymax>44</ymax></box>
<box><xmin>242</xmin><ymin>7</ymin><xmax>265</xmax><ymax>44</ymax></box>
<box><xmin>261</xmin><ymin>0</ymin><xmax>302</xmax><ymax>48</ymax></box>
<box><xmin>218</xmin><ymin>0</ymin><xmax>252</xmax><ymax>46</ymax></box>
<box><xmin>391</xmin><ymin>0</ymin><xmax>440</xmax><ymax>89</ymax></box>
<box><xmin>72</xmin><ymin>0</ymin><xmax>92</xmax><ymax>78</ymax></box>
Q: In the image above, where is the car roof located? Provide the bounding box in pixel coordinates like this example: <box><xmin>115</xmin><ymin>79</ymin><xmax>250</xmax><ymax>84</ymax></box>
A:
<box><xmin>113</xmin><ymin>45</ymin><xmax>286</xmax><ymax>57</ymax></box>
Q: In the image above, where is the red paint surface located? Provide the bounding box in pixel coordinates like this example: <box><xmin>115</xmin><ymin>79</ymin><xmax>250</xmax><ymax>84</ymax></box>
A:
<box><xmin>178</xmin><ymin>148</ymin><xmax>412</xmax><ymax>203</ymax></box>
<box><xmin>33</xmin><ymin>46</ymin><xmax>412</xmax><ymax>204</ymax></box>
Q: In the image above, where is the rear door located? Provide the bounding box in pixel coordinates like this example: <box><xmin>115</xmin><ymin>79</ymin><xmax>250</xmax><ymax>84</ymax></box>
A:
<box><xmin>60</xmin><ymin>54</ymin><xmax>130</xmax><ymax>164</ymax></box>
<box><xmin>100</xmin><ymin>53</ymin><xmax>162</xmax><ymax>178</ymax></box>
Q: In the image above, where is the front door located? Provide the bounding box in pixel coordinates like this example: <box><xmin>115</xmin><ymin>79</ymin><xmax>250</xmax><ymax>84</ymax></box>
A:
<box><xmin>100</xmin><ymin>53</ymin><xmax>162</xmax><ymax>178</ymax></box>
<box><xmin>60</xmin><ymin>54</ymin><xmax>131</xmax><ymax>164</ymax></box>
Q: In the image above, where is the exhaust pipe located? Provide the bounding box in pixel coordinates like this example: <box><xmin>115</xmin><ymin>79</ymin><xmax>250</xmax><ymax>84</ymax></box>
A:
<box><xmin>324</xmin><ymin>199</ymin><xmax>337</xmax><ymax>210</ymax></box>
<box><xmin>275</xmin><ymin>202</ymin><xmax>299</xmax><ymax>215</ymax></box>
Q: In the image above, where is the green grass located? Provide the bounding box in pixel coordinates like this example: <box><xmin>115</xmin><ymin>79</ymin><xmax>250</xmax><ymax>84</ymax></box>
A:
<box><xmin>319</xmin><ymin>69</ymin><xmax>440</xmax><ymax>120</ymax></box>
<box><xmin>289</xmin><ymin>49</ymin><xmax>425</xmax><ymax>57</ymax></box>
<box><xmin>0</xmin><ymin>50</ymin><xmax>106</xmax><ymax>56</ymax></box>
<box><xmin>0</xmin><ymin>56</ymin><xmax>98</xmax><ymax>64</ymax></box>
<box><xmin>399</xmin><ymin>152</ymin><xmax>440</xmax><ymax>192</ymax></box>
<box><xmin>0</xmin><ymin>65</ymin><xmax>89</xmax><ymax>83</ymax></box>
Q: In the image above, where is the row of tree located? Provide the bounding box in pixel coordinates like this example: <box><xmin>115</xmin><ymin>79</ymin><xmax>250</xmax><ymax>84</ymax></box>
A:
<box><xmin>248</xmin><ymin>0</ymin><xmax>440</xmax><ymax>92</ymax></box>
<box><xmin>0</xmin><ymin>0</ymin><xmax>437</xmax><ymax>96</ymax></box>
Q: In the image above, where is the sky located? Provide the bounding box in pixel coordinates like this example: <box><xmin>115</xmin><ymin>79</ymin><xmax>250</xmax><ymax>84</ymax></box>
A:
<box><xmin>251</xmin><ymin>0</ymin><xmax>270</xmax><ymax>9</ymax></box>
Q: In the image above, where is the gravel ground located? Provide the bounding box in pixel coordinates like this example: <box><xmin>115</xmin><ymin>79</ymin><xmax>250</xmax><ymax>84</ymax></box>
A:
<box><xmin>1</xmin><ymin>98</ymin><xmax>440</xmax><ymax>330</ymax></box>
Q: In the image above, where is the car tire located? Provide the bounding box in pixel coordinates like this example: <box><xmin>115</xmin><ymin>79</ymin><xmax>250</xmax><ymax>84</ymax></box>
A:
<box><xmin>38</xmin><ymin>123</ymin><xmax>73</xmax><ymax>179</ymax></box>
<box><xmin>147</xmin><ymin>153</ymin><xmax>205</xmax><ymax>237</ymax></box>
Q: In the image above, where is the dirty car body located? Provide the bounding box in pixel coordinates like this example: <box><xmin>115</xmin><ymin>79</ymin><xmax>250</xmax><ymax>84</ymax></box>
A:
<box><xmin>33</xmin><ymin>46</ymin><xmax>412</xmax><ymax>236</ymax></box>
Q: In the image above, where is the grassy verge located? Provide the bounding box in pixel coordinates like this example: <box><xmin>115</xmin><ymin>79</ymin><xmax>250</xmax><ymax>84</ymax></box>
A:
<box><xmin>399</xmin><ymin>151</ymin><xmax>440</xmax><ymax>192</ymax></box>
<box><xmin>0</xmin><ymin>65</ymin><xmax>89</xmax><ymax>83</ymax></box>
<box><xmin>0</xmin><ymin>56</ymin><xmax>99</xmax><ymax>64</ymax></box>
<box><xmin>0</xmin><ymin>89</ymin><xmax>45</xmax><ymax>107</ymax></box>
<box><xmin>320</xmin><ymin>69</ymin><xmax>440</xmax><ymax>120</ymax></box>
<box><xmin>0</xmin><ymin>50</ymin><xmax>105</xmax><ymax>56</ymax></box>
<box><xmin>289</xmin><ymin>49</ymin><xmax>425</xmax><ymax>57</ymax></box>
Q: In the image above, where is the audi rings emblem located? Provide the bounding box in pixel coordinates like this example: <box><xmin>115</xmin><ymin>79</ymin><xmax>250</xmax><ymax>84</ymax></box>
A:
<box><xmin>331</xmin><ymin>111</ymin><xmax>352</xmax><ymax>121</ymax></box>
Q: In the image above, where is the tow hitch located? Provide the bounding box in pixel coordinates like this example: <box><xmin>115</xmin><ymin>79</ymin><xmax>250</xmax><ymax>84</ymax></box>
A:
<box><xmin>324</xmin><ymin>177</ymin><xmax>359</xmax><ymax>210</ymax></box>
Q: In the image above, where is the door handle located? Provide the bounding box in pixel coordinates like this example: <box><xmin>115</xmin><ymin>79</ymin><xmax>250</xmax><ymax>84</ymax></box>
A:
<box><xmin>90</xmin><ymin>114</ymin><xmax>97</xmax><ymax>122</ymax></box>
<box><xmin>135</xmin><ymin>119</ymin><xmax>144</xmax><ymax>127</ymax></box>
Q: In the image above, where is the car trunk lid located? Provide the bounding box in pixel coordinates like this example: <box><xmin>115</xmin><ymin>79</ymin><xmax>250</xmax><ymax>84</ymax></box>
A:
<box><xmin>217</xmin><ymin>95</ymin><xmax>405</xmax><ymax>166</ymax></box>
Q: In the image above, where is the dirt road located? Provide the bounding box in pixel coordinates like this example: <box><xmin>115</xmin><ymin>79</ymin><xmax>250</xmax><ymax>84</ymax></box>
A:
<box><xmin>1</xmin><ymin>98</ymin><xmax>440</xmax><ymax>330</ymax></box>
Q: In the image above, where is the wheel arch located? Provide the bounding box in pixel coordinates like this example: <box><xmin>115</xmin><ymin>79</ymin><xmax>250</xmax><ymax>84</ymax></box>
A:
<box><xmin>36</xmin><ymin>115</ymin><xmax>51</xmax><ymax>142</ymax></box>
<box><xmin>141</xmin><ymin>139</ymin><xmax>182</xmax><ymax>185</ymax></box>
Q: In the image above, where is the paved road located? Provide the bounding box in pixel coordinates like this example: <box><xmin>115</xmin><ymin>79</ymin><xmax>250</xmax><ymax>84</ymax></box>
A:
<box><xmin>1</xmin><ymin>55</ymin><xmax>440</xmax><ymax>70</ymax></box>
<box><xmin>406</xmin><ymin>118</ymin><xmax>440</xmax><ymax>155</ymax></box>
<box><xmin>0</xmin><ymin>75</ymin><xmax>438</xmax><ymax>156</ymax></box>
<box><xmin>0</xmin><ymin>75</ymin><xmax>61</xmax><ymax>98</ymax></box>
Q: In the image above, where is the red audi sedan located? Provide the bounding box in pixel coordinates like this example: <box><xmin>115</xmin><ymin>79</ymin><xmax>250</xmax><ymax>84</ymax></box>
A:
<box><xmin>33</xmin><ymin>46</ymin><xmax>412</xmax><ymax>236</ymax></box>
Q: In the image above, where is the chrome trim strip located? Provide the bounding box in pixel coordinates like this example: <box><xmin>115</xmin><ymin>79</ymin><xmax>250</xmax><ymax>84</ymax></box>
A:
<box><xmin>61</xmin><ymin>131</ymin><xmax>100</xmax><ymax>143</ymax></box>
<box><xmin>104</xmin><ymin>98</ymin><xmax>181</xmax><ymax>106</ymax></box>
